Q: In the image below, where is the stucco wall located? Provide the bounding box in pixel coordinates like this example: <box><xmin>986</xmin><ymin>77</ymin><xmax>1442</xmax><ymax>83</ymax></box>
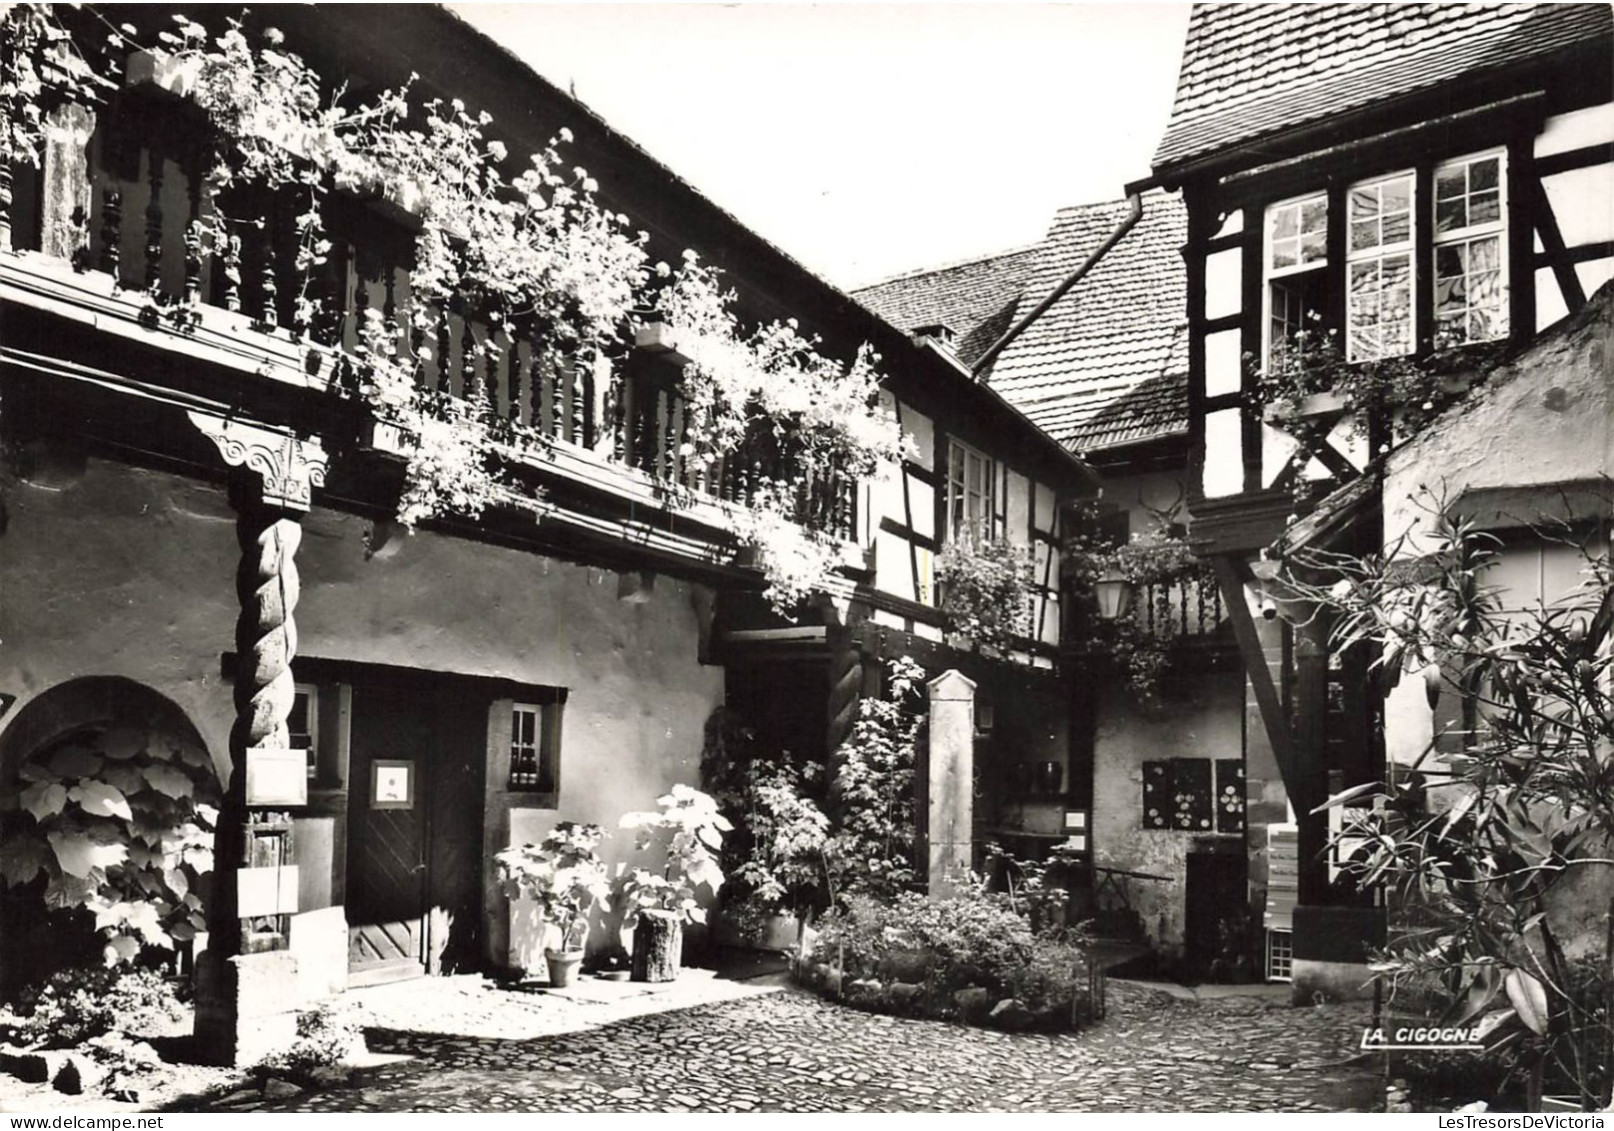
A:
<box><xmin>0</xmin><ymin>457</ymin><xmax>725</xmax><ymax>981</ymax></box>
<box><xmin>1091</xmin><ymin>670</ymin><xmax>1244</xmax><ymax>955</ymax></box>
<box><xmin>1383</xmin><ymin>286</ymin><xmax>1611</xmax><ymax>551</ymax></box>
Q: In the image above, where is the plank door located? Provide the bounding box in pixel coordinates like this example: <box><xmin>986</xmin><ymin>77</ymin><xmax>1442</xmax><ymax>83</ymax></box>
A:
<box><xmin>346</xmin><ymin>680</ymin><xmax>430</xmax><ymax>985</ymax></box>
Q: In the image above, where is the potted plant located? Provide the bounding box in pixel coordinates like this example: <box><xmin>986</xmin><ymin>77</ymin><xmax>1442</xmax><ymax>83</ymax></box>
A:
<box><xmin>494</xmin><ymin>822</ymin><xmax>611</xmax><ymax>988</ymax></box>
<box><xmin>617</xmin><ymin>785</ymin><xmax>731</xmax><ymax>982</ymax></box>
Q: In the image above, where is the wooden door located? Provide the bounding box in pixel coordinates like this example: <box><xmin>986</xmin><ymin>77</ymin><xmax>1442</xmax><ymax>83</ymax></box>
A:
<box><xmin>1184</xmin><ymin>850</ymin><xmax>1246</xmax><ymax>980</ymax></box>
<box><xmin>346</xmin><ymin>681</ymin><xmax>430</xmax><ymax>985</ymax></box>
<box><xmin>423</xmin><ymin>690</ymin><xmax>486</xmax><ymax>974</ymax></box>
<box><xmin>346</xmin><ymin>677</ymin><xmax>488</xmax><ymax>985</ymax></box>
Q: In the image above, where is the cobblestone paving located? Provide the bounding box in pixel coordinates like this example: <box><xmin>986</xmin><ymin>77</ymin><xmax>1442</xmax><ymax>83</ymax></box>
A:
<box><xmin>179</xmin><ymin>980</ymin><xmax>1382</xmax><ymax>1113</ymax></box>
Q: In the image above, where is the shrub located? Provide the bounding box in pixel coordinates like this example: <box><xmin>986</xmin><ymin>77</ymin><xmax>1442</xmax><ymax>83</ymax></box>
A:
<box><xmin>807</xmin><ymin>884</ymin><xmax>1092</xmax><ymax>1028</ymax></box>
<box><xmin>13</xmin><ymin>966</ymin><xmax>184</xmax><ymax>1048</ymax></box>
<box><xmin>257</xmin><ymin>1002</ymin><xmax>363</xmax><ymax>1080</ymax></box>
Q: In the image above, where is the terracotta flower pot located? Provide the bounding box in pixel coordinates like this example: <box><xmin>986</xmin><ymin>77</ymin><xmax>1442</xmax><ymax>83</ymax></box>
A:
<box><xmin>545</xmin><ymin>948</ymin><xmax>584</xmax><ymax>988</ymax></box>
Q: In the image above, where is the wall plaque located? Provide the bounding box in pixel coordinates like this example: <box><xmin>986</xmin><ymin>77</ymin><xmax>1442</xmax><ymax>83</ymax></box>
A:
<box><xmin>244</xmin><ymin>746</ymin><xmax>308</xmax><ymax>807</ymax></box>
<box><xmin>371</xmin><ymin>760</ymin><xmax>415</xmax><ymax>810</ymax></box>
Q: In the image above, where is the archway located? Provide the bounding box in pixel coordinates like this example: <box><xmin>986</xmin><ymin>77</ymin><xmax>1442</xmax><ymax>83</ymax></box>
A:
<box><xmin>0</xmin><ymin>678</ymin><xmax>220</xmax><ymax>995</ymax></box>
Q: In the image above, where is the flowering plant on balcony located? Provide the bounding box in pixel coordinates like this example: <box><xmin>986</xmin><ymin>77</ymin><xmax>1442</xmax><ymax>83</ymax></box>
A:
<box><xmin>4</xmin><ymin>6</ymin><xmax>908</xmax><ymax>612</ymax></box>
<box><xmin>935</xmin><ymin>532</ymin><xmax>1034</xmax><ymax>654</ymax></box>
<box><xmin>0</xmin><ymin>4</ymin><xmax>107</xmax><ymax>169</ymax></box>
<box><xmin>1250</xmin><ymin>314</ymin><xmax>1505</xmax><ymax>445</ymax></box>
<box><xmin>652</xmin><ymin>253</ymin><xmax>909</xmax><ymax>611</ymax></box>
<box><xmin>1064</xmin><ymin>509</ymin><xmax>1213</xmax><ymax>701</ymax></box>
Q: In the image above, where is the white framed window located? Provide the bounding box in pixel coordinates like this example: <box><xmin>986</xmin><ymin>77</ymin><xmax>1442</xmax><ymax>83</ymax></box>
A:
<box><xmin>1262</xmin><ymin>193</ymin><xmax>1330</xmax><ymax>371</ymax></box>
<box><xmin>291</xmin><ymin>683</ymin><xmax>318</xmax><ymax>780</ymax></box>
<box><xmin>1433</xmin><ymin>149</ymin><xmax>1508</xmax><ymax>347</ymax></box>
<box><xmin>946</xmin><ymin>439</ymin><xmax>996</xmax><ymax>541</ymax></box>
<box><xmin>1266</xmin><ymin>929</ymin><xmax>1294</xmax><ymax>982</ymax></box>
<box><xmin>509</xmin><ymin>701</ymin><xmax>561</xmax><ymax>793</ymax></box>
<box><xmin>1346</xmin><ymin>171</ymin><xmax>1415</xmax><ymax>361</ymax></box>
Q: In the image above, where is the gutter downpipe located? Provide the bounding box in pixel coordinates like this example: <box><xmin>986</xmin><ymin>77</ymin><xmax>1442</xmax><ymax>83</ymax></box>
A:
<box><xmin>970</xmin><ymin>187</ymin><xmax>1146</xmax><ymax>381</ymax></box>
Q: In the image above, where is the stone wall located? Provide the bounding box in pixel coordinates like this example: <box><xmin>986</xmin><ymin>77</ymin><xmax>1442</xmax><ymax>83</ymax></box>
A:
<box><xmin>1090</xmin><ymin>670</ymin><xmax>1244</xmax><ymax>956</ymax></box>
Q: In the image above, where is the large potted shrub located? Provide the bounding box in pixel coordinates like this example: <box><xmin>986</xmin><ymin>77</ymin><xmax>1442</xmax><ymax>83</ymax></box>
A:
<box><xmin>617</xmin><ymin>785</ymin><xmax>731</xmax><ymax>982</ymax></box>
<box><xmin>493</xmin><ymin>822</ymin><xmax>611</xmax><ymax>988</ymax></box>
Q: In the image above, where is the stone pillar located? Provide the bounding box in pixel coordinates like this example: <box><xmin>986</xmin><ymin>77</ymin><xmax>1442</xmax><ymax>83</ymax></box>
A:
<box><xmin>925</xmin><ymin>670</ymin><xmax>976</xmax><ymax>899</ymax></box>
<box><xmin>188</xmin><ymin>413</ymin><xmax>327</xmax><ymax>1066</ymax></box>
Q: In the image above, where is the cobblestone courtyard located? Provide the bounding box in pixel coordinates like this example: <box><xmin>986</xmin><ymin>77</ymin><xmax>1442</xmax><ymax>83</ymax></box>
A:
<box><xmin>174</xmin><ymin>977</ymin><xmax>1383</xmax><ymax>1113</ymax></box>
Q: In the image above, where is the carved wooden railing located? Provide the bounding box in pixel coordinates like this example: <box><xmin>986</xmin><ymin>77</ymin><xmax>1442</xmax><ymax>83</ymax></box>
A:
<box><xmin>1</xmin><ymin>86</ymin><xmax>857</xmax><ymax>543</ymax></box>
<box><xmin>1131</xmin><ymin>568</ymin><xmax>1224</xmax><ymax>639</ymax></box>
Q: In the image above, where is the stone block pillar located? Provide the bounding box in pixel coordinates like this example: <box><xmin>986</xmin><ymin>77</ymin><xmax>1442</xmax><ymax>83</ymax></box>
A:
<box><xmin>925</xmin><ymin>670</ymin><xmax>976</xmax><ymax>898</ymax></box>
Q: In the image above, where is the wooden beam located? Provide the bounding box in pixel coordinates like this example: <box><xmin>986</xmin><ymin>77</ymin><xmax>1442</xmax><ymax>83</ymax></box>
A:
<box><xmin>1527</xmin><ymin>174</ymin><xmax>1587</xmax><ymax>312</ymax></box>
<box><xmin>1211</xmin><ymin>555</ymin><xmax>1298</xmax><ymax>796</ymax></box>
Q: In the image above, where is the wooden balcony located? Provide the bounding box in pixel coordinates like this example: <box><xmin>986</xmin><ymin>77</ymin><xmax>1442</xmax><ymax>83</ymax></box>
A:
<box><xmin>1129</xmin><ymin>569</ymin><xmax>1225</xmax><ymax>640</ymax></box>
<box><xmin>0</xmin><ymin>78</ymin><xmax>858</xmax><ymax>551</ymax></box>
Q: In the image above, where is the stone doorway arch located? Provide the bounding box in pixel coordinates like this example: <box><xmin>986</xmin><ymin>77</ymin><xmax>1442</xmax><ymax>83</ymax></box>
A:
<box><xmin>0</xmin><ymin>677</ymin><xmax>220</xmax><ymax>995</ymax></box>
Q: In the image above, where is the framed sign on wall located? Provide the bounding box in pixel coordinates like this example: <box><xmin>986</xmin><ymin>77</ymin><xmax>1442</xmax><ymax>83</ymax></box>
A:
<box><xmin>371</xmin><ymin>760</ymin><xmax>415</xmax><ymax>809</ymax></box>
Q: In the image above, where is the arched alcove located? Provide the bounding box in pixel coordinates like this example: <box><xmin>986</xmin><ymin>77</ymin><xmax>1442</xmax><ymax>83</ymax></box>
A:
<box><xmin>0</xmin><ymin>677</ymin><xmax>220</xmax><ymax>994</ymax></box>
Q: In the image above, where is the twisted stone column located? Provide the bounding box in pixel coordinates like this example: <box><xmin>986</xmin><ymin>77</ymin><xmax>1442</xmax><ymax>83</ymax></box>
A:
<box><xmin>235</xmin><ymin>515</ymin><xmax>301</xmax><ymax>756</ymax></box>
<box><xmin>189</xmin><ymin>414</ymin><xmax>325</xmax><ymax>1065</ymax></box>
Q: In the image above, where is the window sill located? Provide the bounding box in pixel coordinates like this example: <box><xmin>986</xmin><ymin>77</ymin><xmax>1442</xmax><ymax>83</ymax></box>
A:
<box><xmin>502</xmin><ymin>790</ymin><xmax>559</xmax><ymax>810</ymax></box>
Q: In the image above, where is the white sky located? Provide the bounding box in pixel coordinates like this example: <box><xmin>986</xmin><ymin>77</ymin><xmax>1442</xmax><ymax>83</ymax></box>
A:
<box><xmin>451</xmin><ymin>2</ymin><xmax>1192</xmax><ymax>290</ymax></box>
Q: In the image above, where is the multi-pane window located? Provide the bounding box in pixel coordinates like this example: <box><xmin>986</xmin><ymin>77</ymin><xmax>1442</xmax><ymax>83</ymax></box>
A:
<box><xmin>1259</xmin><ymin>153</ymin><xmax>1510</xmax><ymax>376</ymax></box>
<box><xmin>946</xmin><ymin>439</ymin><xmax>996</xmax><ymax>541</ymax></box>
<box><xmin>1267</xmin><ymin>195</ymin><xmax>1328</xmax><ymax>272</ymax></box>
<box><xmin>1263</xmin><ymin>194</ymin><xmax>1330</xmax><ymax>370</ymax></box>
<box><xmin>509</xmin><ymin>702</ymin><xmax>560</xmax><ymax>792</ymax></box>
<box><xmin>1346</xmin><ymin>173</ymin><xmax>1415</xmax><ymax>360</ymax></box>
<box><xmin>291</xmin><ymin>684</ymin><xmax>318</xmax><ymax>780</ymax></box>
<box><xmin>1434</xmin><ymin>151</ymin><xmax>1508</xmax><ymax>346</ymax></box>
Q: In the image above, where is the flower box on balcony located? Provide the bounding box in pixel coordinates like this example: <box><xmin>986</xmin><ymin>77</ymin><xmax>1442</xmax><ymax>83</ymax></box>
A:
<box><xmin>1263</xmin><ymin>388</ymin><xmax>1348</xmax><ymax>425</ymax></box>
<box><xmin>634</xmin><ymin>320</ymin><xmax>694</xmax><ymax>368</ymax></box>
<box><xmin>125</xmin><ymin>49</ymin><xmax>201</xmax><ymax>99</ymax></box>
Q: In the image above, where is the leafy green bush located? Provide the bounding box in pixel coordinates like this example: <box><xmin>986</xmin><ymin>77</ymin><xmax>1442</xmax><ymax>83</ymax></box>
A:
<box><xmin>808</xmin><ymin>884</ymin><xmax>1091</xmax><ymax>1026</ymax></box>
<box><xmin>257</xmin><ymin>1003</ymin><xmax>363</xmax><ymax>1080</ymax></box>
<box><xmin>13</xmin><ymin>966</ymin><xmax>184</xmax><ymax>1048</ymax></box>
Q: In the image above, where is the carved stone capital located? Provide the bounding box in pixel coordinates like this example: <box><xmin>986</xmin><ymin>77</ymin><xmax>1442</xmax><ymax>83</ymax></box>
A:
<box><xmin>187</xmin><ymin>413</ymin><xmax>328</xmax><ymax>513</ymax></box>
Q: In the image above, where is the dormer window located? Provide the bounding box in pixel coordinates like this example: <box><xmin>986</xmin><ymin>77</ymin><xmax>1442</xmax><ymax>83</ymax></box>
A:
<box><xmin>913</xmin><ymin>323</ymin><xmax>957</xmax><ymax>349</ymax></box>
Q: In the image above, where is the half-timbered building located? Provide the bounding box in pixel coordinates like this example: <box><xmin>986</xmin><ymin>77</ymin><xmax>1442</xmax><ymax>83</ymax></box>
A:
<box><xmin>0</xmin><ymin>3</ymin><xmax>1094</xmax><ymax>1061</ymax></box>
<box><xmin>1147</xmin><ymin>1</ymin><xmax>1613</xmax><ymax>1000</ymax></box>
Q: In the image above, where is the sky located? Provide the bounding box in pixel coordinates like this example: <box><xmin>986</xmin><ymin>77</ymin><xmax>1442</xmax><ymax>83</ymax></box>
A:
<box><xmin>451</xmin><ymin>2</ymin><xmax>1193</xmax><ymax>291</ymax></box>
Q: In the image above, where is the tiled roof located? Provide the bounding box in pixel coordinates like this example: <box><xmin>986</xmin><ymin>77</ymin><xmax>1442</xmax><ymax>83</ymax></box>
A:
<box><xmin>851</xmin><ymin>193</ymin><xmax>1189</xmax><ymax>456</ymax></box>
<box><xmin>1155</xmin><ymin>3</ymin><xmax>1612</xmax><ymax>170</ymax></box>
<box><xmin>852</xmin><ymin>245</ymin><xmax>1041</xmax><ymax>368</ymax></box>
<box><xmin>987</xmin><ymin>191</ymin><xmax>1189</xmax><ymax>454</ymax></box>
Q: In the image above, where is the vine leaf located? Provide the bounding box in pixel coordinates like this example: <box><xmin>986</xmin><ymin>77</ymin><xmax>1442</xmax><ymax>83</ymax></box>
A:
<box><xmin>101</xmin><ymin>763</ymin><xmax>146</xmax><ymax>797</ymax></box>
<box><xmin>69</xmin><ymin>781</ymin><xmax>134</xmax><ymax>821</ymax></box>
<box><xmin>142</xmin><ymin>763</ymin><xmax>194</xmax><ymax>801</ymax></box>
<box><xmin>20</xmin><ymin>780</ymin><xmax>69</xmax><ymax>821</ymax></box>
<box><xmin>0</xmin><ymin>833</ymin><xmax>54</xmax><ymax>886</ymax></box>
<box><xmin>47</xmin><ymin>829</ymin><xmax>129</xmax><ymax>877</ymax></box>
<box><xmin>49</xmin><ymin>745</ymin><xmax>102</xmax><ymax>779</ymax></box>
<box><xmin>102</xmin><ymin>729</ymin><xmax>146</xmax><ymax>761</ymax></box>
